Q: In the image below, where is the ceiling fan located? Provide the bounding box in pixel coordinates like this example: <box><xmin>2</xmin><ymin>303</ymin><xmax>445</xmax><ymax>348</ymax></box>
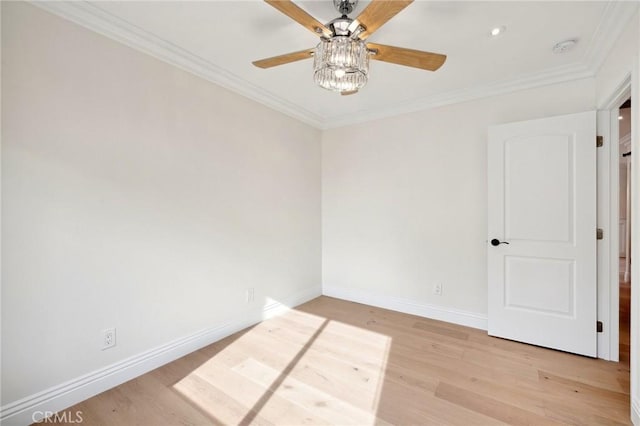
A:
<box><xmin>252</xmin><ymin>0</ymin><xmax>447</xmax><ymax>95</ymax></box>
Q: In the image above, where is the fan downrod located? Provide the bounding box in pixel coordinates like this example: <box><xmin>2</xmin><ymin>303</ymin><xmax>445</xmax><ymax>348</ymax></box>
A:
<box><xmin>333</xmin><ymin>0</ymin><xmax>358</xmax><ymax>16</ymax></box>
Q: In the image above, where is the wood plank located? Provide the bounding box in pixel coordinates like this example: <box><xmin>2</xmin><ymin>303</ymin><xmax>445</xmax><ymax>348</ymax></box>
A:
<box><xmin>232</xmin><ymin>358</ymin><xmax>389</xmax><ymax>425</ymax></box>
<box><xmin>412</xmin><ymin>320</ymin><xmax>469</xmax><ymax>340</ymax></box>
<box><xmin>435</xmin><ymin>382</ymin><xmax>562</xmax><ymax>426</ymax></box>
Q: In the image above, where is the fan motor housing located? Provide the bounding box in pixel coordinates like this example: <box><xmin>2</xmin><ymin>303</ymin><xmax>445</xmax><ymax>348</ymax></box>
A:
<box><xmin>327</xmin><ymin>16</ymin><xmax>355</xmax><ymax>37</ymax></box>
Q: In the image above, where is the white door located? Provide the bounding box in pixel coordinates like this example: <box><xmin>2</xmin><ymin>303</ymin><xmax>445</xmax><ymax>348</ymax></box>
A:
<box><xmin>488</xmin><ymin>111</ymin><xmax>597</xmax><ymax>357</ymax></box>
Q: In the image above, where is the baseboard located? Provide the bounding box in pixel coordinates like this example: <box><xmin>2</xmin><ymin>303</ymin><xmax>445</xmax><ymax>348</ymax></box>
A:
<box><xmin>322</xmin><ymin>285</ymin><xmax>488</xmax><ymax>330</ymax></box>
<box><xmin>632</xmin><ymin>397</ymin><xmax>640</xmax><ymax>426</ymax></box>
<box><xmin>0</xmin><ymin>285</ymin><xmax>321</xmax><ymax>426</ymax></box>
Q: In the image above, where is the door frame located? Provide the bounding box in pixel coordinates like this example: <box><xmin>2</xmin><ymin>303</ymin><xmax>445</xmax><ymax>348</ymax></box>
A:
<box><xmin>597</xmin><ymin>67</ymin><xmax>638</xmax><ymax>425</ymax></box>
<box><xmin>631</xmin><ymin>57</ymin><xmax>639</xmax><ymax>426</ymax></box>
<box><xmin>597</xmin><ymin>74</ymin><xmax>630</xmax><ymax>362</ymax></box>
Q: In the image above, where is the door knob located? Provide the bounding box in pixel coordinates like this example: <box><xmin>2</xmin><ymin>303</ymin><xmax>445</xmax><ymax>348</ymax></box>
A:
<box><xmin>490</xmin><ymin>239</ymin><xmax>509</xmax><ymax>246</ymax></box>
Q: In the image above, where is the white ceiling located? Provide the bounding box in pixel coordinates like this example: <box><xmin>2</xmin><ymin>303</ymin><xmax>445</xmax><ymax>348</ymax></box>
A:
<box><xmin>36</xmin><ymin>1</ymin><xmax>638</xmax><ymax>128</ymax></box>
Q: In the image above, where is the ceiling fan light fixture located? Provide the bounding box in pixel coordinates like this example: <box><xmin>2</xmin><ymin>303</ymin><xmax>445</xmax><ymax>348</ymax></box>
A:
<box><xmin>255</xmin><ymin>0</ymin><xmax>446</xmax><ymax>94</ymax></box>
<box><xmin>313</xmin><ymin>36</ymin><xmax>369</xmax><ymax>92</ymax></box>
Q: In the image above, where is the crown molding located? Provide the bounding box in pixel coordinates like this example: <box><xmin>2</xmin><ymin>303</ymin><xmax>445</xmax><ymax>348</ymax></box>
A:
<box><xmin>582</xmin><ymin>0</ymin><xmax>639</xmax><ymax>74</ymax></box>
<box><xmin>322</xmin><ymin>63</ymin><xmax>594</xmax><ymax>129</ymax></box>
<box><xmin>30</xmin><ymin>1</ymin><xmax>326</xmax><ymax>129</ymax></box>
<box><xmin>30</xmin><ymin>0</ymin><xmax>634</xmax><ymax>130</ymax></box>
<box><xmin>323</xmin><ymin>0</ymin><xmax>636</xmax><ymax>129</ymax></box>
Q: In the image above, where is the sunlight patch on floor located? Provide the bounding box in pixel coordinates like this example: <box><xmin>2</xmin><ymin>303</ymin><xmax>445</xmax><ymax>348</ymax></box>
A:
<box><xmin>172</xmin><ymin>305</ymin><xmax>391</xmax><ymax>424</ymax></box>
<box><xmin>233</xmin><ymin>358</ymin><xmax>386</xmax><ymax>425</ymax></box>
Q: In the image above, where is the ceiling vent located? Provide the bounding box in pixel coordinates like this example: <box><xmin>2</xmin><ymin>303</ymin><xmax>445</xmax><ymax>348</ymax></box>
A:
<box><xmin>552</xmin><ymin>39</ymin><xmax>578</xmax><ymax>54</ymax></box>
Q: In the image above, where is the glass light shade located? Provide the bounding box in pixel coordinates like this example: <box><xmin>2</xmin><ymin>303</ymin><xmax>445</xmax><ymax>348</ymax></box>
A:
<box><xmin>313</xmin><ymin>36</ymin><xmax>369</xmax><ymax>92</ymax></box>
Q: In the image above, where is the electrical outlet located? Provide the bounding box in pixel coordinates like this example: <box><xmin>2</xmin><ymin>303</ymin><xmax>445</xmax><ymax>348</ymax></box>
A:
<box><xmin>102</xmin><ymin>328</ymin><xmax>116</xmax><ymax>350</ymax></box>
<box><xmin>246</xmin><ymin>288</ymin><xmax>255</xmax><ymax>303</ymax></box>
<box><xmin>433</xmin><ymin>283</ymin><xmax>443</xmax><ymax>296</ymax></box>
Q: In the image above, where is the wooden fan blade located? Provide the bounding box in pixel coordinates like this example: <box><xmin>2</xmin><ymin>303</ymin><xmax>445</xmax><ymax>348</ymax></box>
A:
<box><xmin>341</xmin><ymin>90</ymin><xmax>358</xmax><ymax>96</ymax></box>
<box><xmin>252</xmin><ymin>49</ymin><xmax>314</xmax><ymax>69</ymax></box>
<box><xmin>350</xmin><ymin>0</ymin><xmax>413</xmax><ymax>40</ymax></box>
<box><xmin>367</xmin><ymin>43</ymin><xmax>446</xmax><ymax>71</ymax></box>
<box><xmin>265</xmin><ymin>0</ymin><xmax>332</xmax><ymax>38</ymax></box>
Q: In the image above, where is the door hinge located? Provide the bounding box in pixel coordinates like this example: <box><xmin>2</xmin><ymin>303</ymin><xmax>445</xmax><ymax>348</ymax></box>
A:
<box><xmin>597</xmin><ymin>321</ymin><xmax>603</xmax><ymax>333</ymax></box>
<box><xmin>596</xmin><ymin>136</ymin><xmax>603</xmax><ymax>147</ymax></box>
<box><xmin>597</xmin><ymin>228</ymin><xmax>604</xmax><ymax>240</ymax></box>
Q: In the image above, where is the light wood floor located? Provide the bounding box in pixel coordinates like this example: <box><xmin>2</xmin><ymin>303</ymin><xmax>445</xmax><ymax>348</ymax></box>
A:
<box><xmin>43</xmin><ymin>296</ymin><xmax>631</xmax><ymax>425</ymax></box>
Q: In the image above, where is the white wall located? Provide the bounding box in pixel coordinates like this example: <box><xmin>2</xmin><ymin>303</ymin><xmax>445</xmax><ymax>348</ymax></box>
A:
<box><xmin>1</xmin><ymin>1</ymin><xmax>321</xmax><ymax>408</ymax></box>
<box><xmin>322</xmin><ymin>78</ymin><xmax>595</xmax><ymax>320</ymax></box>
